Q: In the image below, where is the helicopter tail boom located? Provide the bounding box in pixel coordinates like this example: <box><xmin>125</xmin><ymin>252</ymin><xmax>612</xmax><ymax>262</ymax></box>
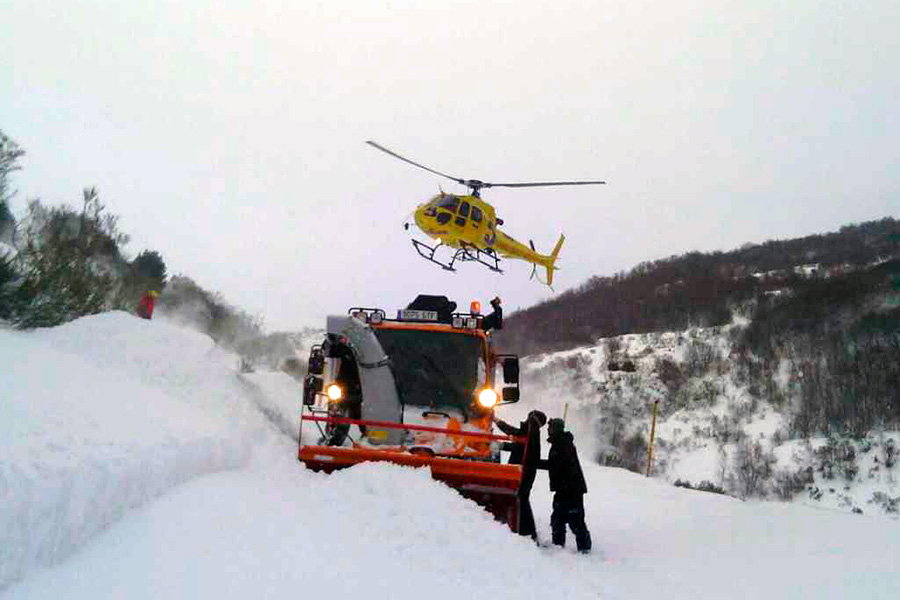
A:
<box><xmin>493</xmin><ymin>232</ymin><xmax>565</xmax><ymax>288</ymax></box>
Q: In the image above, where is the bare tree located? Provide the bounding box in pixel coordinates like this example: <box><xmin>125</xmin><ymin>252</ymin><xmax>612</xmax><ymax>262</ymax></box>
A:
<box><xmin>732</xmin><ymin>440</ymin><xmax>776</xmax><ymax>499</ymax></box>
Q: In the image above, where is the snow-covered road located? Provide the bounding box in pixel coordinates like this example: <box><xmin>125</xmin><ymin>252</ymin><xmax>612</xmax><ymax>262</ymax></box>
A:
<box><xmin>2</xmin><ymin>313</ymin><xmax>897</xmax><ymax>599</ymax></box>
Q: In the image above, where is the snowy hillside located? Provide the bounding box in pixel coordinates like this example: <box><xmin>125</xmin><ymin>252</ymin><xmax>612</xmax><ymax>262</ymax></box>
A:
<box><xmin>519</xmin><ymin>320</ymin><xmax>900</xmax><ymax>516</ymax></box>
<box><xmin>2</xmin><ymin>313</ymin><xmax>899</xmax><ymax>599</ymax></box>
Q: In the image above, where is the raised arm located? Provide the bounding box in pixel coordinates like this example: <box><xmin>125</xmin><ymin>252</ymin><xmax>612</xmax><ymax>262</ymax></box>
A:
<box><xmin>494</xmin><ymin>418</ymin><xmax>522</xmax><ymax>437</ymax></box>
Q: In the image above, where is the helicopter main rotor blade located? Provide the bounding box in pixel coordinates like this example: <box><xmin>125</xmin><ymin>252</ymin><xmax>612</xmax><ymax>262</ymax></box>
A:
<box><xmin>366</xmin><ymin>141</ymin><xmax>466</xmax><ymax>186</ymax></box>
<box><xmin>367</xmin><ymin>140</ymin><xmax>606</xmax><ymax>192</ymax></box>
<box><xmin>486</xmin><ymin>180</ymin><xmax>606</xmax><ymax>188</ymax></box>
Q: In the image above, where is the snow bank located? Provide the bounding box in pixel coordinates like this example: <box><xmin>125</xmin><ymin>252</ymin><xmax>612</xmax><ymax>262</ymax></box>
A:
<box><xmin>0</xmin><ymin>313</ymin><xmax>295</xmax><ymax>590</ymax></box>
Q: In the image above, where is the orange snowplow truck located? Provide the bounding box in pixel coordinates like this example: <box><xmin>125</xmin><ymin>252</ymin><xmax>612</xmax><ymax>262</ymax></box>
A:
<box><xmin>298</xmin><ymin>295</ymin><xmax>525</xmax><ymax>529</ymax></box>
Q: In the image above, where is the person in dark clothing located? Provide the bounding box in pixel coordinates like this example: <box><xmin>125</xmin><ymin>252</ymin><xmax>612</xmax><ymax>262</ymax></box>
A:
<box><xmin>494</xmin><ymin>409</ymin><xmax>547</xmax><ymax>540</ymax></box>
<box><xmin>544</xmin><ymin>418</ymin><xmax>592</xmax><ymax>553</ymax></box>
<box><xmin>326</xmin><ymin>334</ymin><xmax>365</xmax><ymax>446</ymax></box>
<box><xmin>482</xmin><ymin>296</ymin><xmax>503</xmax><ymax>332</ymax></box>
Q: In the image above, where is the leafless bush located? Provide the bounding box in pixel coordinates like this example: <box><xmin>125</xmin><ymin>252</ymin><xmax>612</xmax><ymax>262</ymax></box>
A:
<box><xmin>710</xmin><ymin>414</ymin><xmax>746</xmax><ymax>445</ymax></box>
<box><xmin>815</xmin><ymin>437</ymin><xmax>859</xmax><ymax>481</ymax></box>
<box><xmin>883</xmin><ymin>438</ymin><xmax>897</xmax><ymax>469</ymax></box>
<box><xmin>685</xmin><ymin>340</ymin><xmax>719</xmax><ymax>377</ymax></box>
<box><xmin>565</xmin><ymin>352</ymin><xmax>592</xmax><ymax>381</ymax></box>
<box><xmin>732</xmin><ymin>440</ymin><xmax>776</xmax><ymax>498</ymax></box>
<box><xmin>655</xmin><ymin>357</ymin><xmax>684</xmax><ymax>396</ymax></box>
<box><xmin>772</xmin><ymin>466</ymin><xmax>814</xmax><ymax>500</ymax></box>
<box><xmin>870</xmin><ymin>491</ymin><xmax>900</xmax><ymax>514</ymax></box>
<box><xmin>674</xmin><ymin>479</ymin><xmax>728</xmax><ymax>495</ymax></box>
<box><xmin>616</xmin><ymin>431</ymin><xmax>648</xmax><ymax>474</ymax></box>
<box><xmin>697</xmin><ymin>379</ymin><xmax>720</xmax><ymax>406</ymax></box>
<box><xmin>161</xmin><ymin>275</ymin><xmax>263</xmax><ymax>349</ymax></box>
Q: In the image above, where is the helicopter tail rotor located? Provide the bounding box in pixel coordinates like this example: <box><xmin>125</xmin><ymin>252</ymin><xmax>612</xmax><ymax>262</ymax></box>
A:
<box><xmin>544</xmin><ymin>234</ymin><xmax>565</xmax><ymax>288</ymax></box>
<box><xmin>529</xmin><ymin>240</ymin><xmax>537</xmax><ymax>281</ymax></box>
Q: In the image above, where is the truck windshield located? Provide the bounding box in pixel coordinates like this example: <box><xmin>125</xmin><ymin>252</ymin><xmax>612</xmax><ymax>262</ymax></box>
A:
<box><xmin>373</xmin><ymin>328</ymin><xmax>483</xmax><ymax>413</ymax></box>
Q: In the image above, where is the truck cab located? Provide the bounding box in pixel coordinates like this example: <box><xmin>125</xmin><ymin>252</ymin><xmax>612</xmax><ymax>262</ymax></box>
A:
<box><xmin>302</xmin><ymin>295</ymin><xmax>520</xmax><ymax>458</ymax></box>
<box><xmin>299</xmin><ymin>295</ymin><xmax>525</xmax><ymax>528</ymax></box>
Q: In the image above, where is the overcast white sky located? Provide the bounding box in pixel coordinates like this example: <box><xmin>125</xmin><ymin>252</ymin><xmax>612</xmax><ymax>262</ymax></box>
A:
<box><xmin>4</xmin><ymin>0</ymin><xmax>898</xmax><ymax>331</ymax></box>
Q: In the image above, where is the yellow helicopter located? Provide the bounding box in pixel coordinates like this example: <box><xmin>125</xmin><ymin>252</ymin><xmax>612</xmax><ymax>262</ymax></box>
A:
<box><xmin>367</xmin><ymin>141</ymin><xmax>606</xmax><ymax>287</ymax></box>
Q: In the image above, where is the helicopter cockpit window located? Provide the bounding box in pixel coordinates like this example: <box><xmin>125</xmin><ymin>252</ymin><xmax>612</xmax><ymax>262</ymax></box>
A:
<box><xmin>455</xmin><ymin>201</ymin><xmax>470</xmax><ymax>227</ymax></box>
<box><xmin>437</xmin><ymin>196</ymin><xmax>460</xmax><ymax>211</ymax></box>
<box><xmin>436</xmin><ymin>212</ymin><xmax>453</xmax><ymax>225</ymax></box>
<box><xmin>471</xmin><ymin>206</ymin><xmax>483</xmax><ymax>223</ymax></box>
<box><xmin>424</xmin><ymin>207</ymin><xmax>437</xmax><ymax>217</ymax></box>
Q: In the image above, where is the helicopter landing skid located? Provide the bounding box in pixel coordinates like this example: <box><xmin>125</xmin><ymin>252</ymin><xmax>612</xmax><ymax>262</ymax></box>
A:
<box><xmin>411</xmin><ymin>240</ymin><xmax>503</xmax><ymax>274</ymax></box>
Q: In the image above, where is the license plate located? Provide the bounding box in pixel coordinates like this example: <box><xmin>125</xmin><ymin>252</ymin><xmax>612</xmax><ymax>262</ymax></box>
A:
<box><xmin>400</xmin><ymin>309</ymin><xmax>438</xmax><ymax>321</ymax></box>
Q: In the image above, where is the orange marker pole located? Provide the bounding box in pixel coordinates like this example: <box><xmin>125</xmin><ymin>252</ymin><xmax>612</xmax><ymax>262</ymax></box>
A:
<box><xmin>646</xmin><ymin>399</ymin><xmax>660</xmax><ymax>477</ymax></box>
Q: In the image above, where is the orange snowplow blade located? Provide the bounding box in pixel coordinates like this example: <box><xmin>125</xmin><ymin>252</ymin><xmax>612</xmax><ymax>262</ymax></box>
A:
<box><xmin>299</xmin><ymin>415</ymin><xmax>523</xmax><ymax>528</ymax></box>
<box><xmin>299</xmin><ymin>445</ymin><xmax>520</xmax><ymax>490</ymax></box>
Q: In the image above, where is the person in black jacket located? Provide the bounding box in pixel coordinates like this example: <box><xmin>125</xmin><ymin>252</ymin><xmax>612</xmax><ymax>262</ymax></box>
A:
<box><xmin>544</xmin><ymin>418</ymin><xmax>592</xmax><ymax>553</ymax></box>
<box><xmin>325</xmin><ymin>334</ymin><xmax>365</xmax><ymax>446</ymax></box>
<box><xmin>494</xmin><ymin>409</ymin><xmax>547</xmax><ymax>540</ymax></box>
<box><xmin>482</xmin><ymin>296</ymin><xmax>503</xmax><ymax>332</ymax></box>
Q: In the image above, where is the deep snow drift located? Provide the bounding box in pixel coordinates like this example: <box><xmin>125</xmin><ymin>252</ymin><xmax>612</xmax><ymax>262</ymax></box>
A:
<box><xmin>2</xmin><ymin>313</ymin><xmax>898</xmax><ymax>599</ymax></box>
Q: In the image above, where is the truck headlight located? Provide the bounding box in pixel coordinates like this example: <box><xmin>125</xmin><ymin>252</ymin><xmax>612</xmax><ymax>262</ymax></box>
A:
<box><xmin>478</xmin><ymin>388</ymin><xmax>498</xmax><ymax>408</ymax></box>
<box><xmin>327</xmin><ymin>384</ymin><xmax>343</xmax><ymax>401</ymax></box>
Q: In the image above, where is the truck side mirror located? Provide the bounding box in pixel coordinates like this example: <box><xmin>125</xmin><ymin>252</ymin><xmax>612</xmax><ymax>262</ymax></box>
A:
<box><xmin>303</xmin><ymin>375</ymin><xmax>322</xmax><ymax>406</ymax></box>
<box><xmin>502</xmin><ymin>357</ymin><xmax>519</xmax><ymax>384</ymax></box>
<box><xmin>502</xmin><ymin>387</ymin><xmax>520</xmax><ymax>403</ymax></box>
<box><xmin>308</xmin><ymin>347</ymin><xmax>325</xmax><ymax>375</ymax></box>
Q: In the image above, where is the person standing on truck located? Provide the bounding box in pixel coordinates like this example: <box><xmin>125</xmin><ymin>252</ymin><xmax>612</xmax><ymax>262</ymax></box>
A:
<box><xmin>494</xmin><ymin>409</ymin><xmax>547</xmax><ymax>541</ymax></box>
<box><xmin>543</xmin><ymin>418</ymin><xmax>592</xmax><ymax>554</ymax></box>
<box><xmin>482</xmin><ymin>296</ymin><xmax>503</xmax><ymax>332</ymax></box>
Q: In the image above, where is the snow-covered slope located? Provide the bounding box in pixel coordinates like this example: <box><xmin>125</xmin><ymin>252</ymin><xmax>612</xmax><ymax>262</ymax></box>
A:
<box><xmin>518</xmin><ymin>322</ymin><xmax>900</xmax><ymax>516</ymax></box>
<box><xmin>2</xmin><ymin>313</ymin><xmax>899</xmax><ymax>599</ymax></box>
